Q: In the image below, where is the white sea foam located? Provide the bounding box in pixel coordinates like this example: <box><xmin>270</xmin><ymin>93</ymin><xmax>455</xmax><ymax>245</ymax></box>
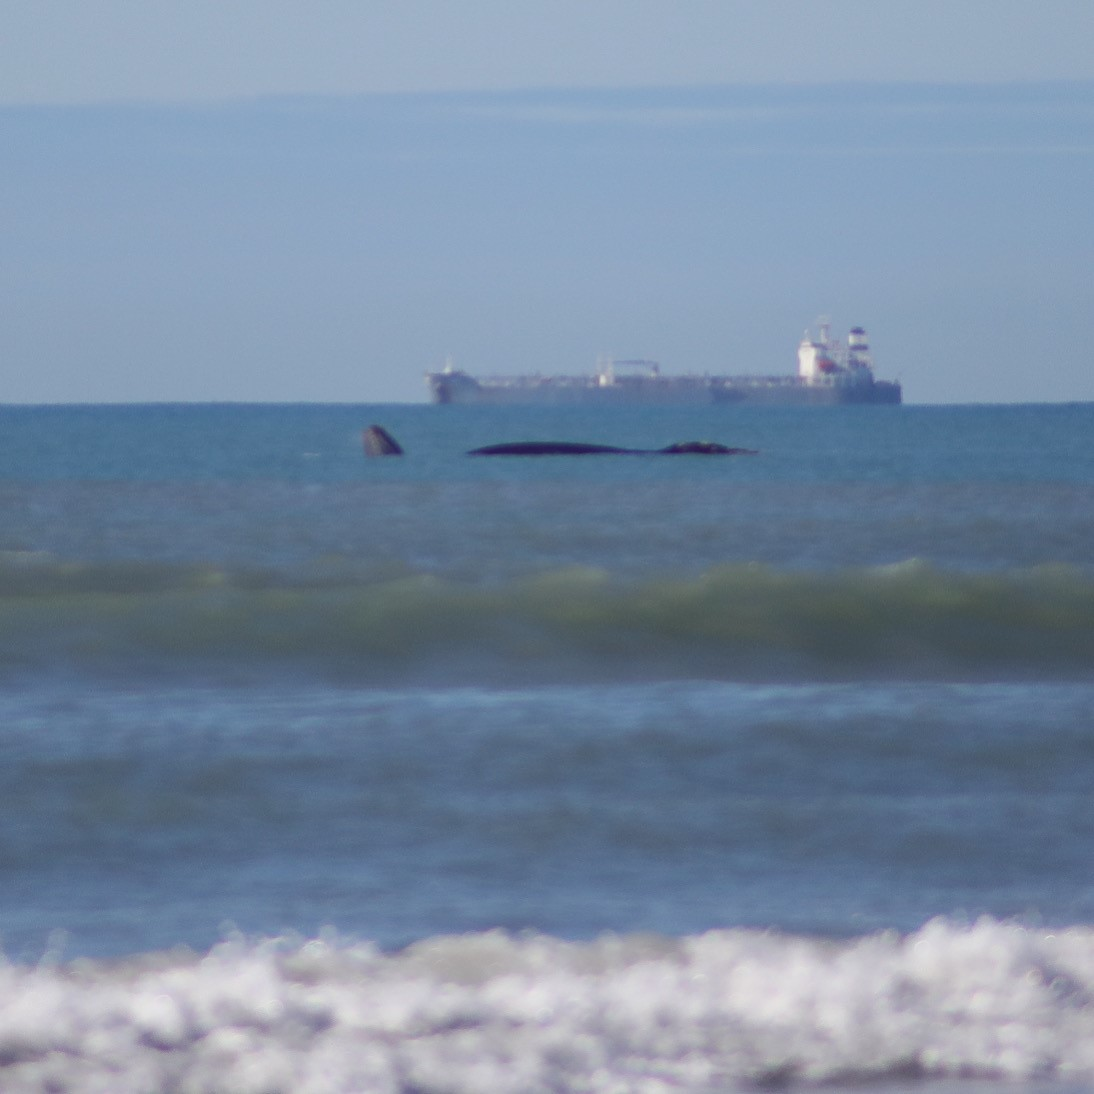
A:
<box><xmin>2</xmin><ymin>918</ymin><xmax>1093</xmax><ymax>1092</ymax></box>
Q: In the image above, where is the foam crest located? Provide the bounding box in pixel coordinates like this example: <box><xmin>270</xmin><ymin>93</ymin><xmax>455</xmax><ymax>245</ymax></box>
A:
<box><xmin>1</xmin><ymin>919</ymin><xmax>1094</xmax><ymax>1092</ymax></box>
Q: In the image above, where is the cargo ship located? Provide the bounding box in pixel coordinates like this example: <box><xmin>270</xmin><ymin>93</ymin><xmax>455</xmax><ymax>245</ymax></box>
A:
<box><xmin>426</xmin><ymin>322</ymin><xmax>901</xmax><ymax>405</ymax></box>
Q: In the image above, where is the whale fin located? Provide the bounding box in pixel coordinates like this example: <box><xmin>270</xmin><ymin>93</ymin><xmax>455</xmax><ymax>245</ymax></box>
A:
<box><xmin>362</xmin><ymin>425</ymin><xmax>404</xmax><ymax>456</ymax></box>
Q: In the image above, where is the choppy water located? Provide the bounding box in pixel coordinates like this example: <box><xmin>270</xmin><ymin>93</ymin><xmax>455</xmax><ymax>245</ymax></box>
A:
<box><xmin>1</xmin><ymin>401</ymin><xmax>1093</xmax><ymax>1092</ymax></box>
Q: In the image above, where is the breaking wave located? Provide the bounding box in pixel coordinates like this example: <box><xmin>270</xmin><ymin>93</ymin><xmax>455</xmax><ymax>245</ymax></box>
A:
<box><xmin>3</xmin><ymin>918</ymin><xmax>1094</xmax><ymax>1092</ymax></box>
<box><xmin>2</xmin><ymin>553</ymin><xmax>1094</xmax><ymax>682</ymax></box>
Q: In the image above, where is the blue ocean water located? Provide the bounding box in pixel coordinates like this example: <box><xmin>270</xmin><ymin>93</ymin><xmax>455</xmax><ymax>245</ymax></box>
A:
<box><xmin>1</xmin><ymin>401</ymin><xmax>1093</xmax><ymax>1092</ymax></box>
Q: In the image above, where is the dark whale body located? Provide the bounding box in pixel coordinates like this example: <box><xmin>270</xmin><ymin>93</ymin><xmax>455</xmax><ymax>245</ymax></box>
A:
<box><xmin>468</xmin><ymin>441</ymin><xmax>632</xmax><ymax>456</ymax></box>
<box><xmin>467</xmin><ymin>440</ymin><xmax>757</xmax><ymax>456</ymax></box>
<box><xmin>361</xmin><ymin>426</ymin><xmax>756</xmax><ymax>457</ymax></box>
<box><xmin>657</xmin><ymin>441</ymin><xmax>757</xmax><ymax>455</ymax></box>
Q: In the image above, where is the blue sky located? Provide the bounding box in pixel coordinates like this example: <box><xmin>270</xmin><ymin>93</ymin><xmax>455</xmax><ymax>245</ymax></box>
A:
<box><xmin>5</xmin><ymin>1</ymin><xmax>1094</xmax><ymax>102</ymax></box>
<box><xmin>2</xmin><ymin>2</ymin><xmax>1093</xmax><ymax>403</ymax></box>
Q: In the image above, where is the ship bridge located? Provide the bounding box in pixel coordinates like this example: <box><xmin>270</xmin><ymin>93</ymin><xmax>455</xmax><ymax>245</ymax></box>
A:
<box><xmin>596</xmin><ymin>356</ymin><xmax>661</xmax><ymax>386</ymax></box>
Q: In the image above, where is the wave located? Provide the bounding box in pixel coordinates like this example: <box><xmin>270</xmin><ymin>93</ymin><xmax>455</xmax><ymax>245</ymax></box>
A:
<box><xmin>2</xmin><ymin>918</ymin><xmax>1093</xmax><ymax>1092</ymax></box>
<box><xmin>2</xmin><ymin>554</ymin><xmax>1094</xmax><ymax>682</ymax></box>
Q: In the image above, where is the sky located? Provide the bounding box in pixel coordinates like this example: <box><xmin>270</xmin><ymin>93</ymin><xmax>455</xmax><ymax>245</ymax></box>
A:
<box><xmin>2</xmin><ymin>1</ymin><xmax>1094</xmax><ymax>403</ymax></box>
<box><xmin>5</xmin><ymin>1</ymin><xmax>1094</xmax><ymax>103</ymax></box>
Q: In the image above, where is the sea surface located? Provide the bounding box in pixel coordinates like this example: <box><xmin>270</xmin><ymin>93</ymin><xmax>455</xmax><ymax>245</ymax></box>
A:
<box><xmin>1</xmin><ymin>401</ymin><xmax>1093</xmax><ymax>1093</ymax></box>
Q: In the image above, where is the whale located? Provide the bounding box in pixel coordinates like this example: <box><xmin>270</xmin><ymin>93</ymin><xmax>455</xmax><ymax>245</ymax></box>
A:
<box><xmin>467</xmin><ymin>441</ymin><xmax>632</xmax><ymax>456</ymax></box>
<box><xmin>466</xmin><ymin>440</ymin><xmax>757</xmax><ymax>456</ymax></box>
<box><xmin>361</xmin><ymin>426</ymin><xmax>756</xmax><ymax>457</ymax></box>
<box><xmin>362</xmin><ymin>424</ymin><xmax>405</xmax><ymax>456</ymax></box>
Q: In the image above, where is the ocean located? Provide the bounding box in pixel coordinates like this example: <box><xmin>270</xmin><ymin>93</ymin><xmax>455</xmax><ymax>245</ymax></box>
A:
<box><xmin>1</xmin><ymin>401</ymin><xmax>1093</xmax><ymax>1093</ymax></box>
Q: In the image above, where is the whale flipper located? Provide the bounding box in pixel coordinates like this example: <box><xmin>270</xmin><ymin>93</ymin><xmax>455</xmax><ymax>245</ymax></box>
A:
<box><xmin>363</xmin><ymin>425</ymin><xmax>404</xmax><ymax>457</ymax></box>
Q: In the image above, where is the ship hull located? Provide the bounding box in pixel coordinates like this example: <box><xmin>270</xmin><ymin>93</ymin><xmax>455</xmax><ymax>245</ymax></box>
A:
<box><xmin>712</xmin><ymin>379</ymin><xmax>902</xmax><ymax>406</ymax></box>
<box><xmin>427</xmin><ymin>374</ymin><xmax>902</xmax><ymax>406</ymax></box>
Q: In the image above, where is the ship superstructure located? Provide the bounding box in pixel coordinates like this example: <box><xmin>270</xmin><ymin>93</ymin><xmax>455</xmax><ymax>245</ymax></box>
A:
<box><xmin>426</xmin><ymin>322</ymin><xmax>901</xmax><ymax>405</ymax></box>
